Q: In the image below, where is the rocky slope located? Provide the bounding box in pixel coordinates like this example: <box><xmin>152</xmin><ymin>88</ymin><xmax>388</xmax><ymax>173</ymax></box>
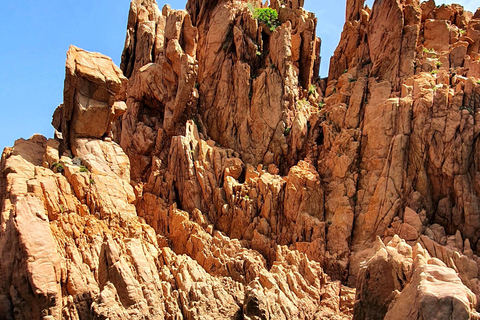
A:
<box><xmin>1</xmin><ymin>0</ymin><xmax>480</xmax><ymax>319</ymax></box>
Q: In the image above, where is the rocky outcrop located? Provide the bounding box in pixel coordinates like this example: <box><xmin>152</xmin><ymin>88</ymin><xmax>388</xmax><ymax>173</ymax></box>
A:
<box><xmin>52</xmin><ymin>46</ymin><xmax>128</xmax><ymax>151</ymax></box>
<box><xmin>0</xmin><ymin>7</ymin><xmax>349</xmax><ymax>317</ymax></box>
<box><xmin>321</xmin><ymin>0</ymin><xmax>480</xmax><ymax>286</ymax></box>
<box><xmin>355</xmin><ymin>236</ymin><xmax>479</xmax><ymax>320</ymax></box>
<box><xmin>0</xmin><ymin>129</ymin><xmax>352</xmax><ymax>319</ymax></box>
<box><xmin>3</xmin><ymin>0</ymin><xmax>480</xmax><ymax>319</ymax></box>
<box><xmin>118</xmin><ymin>0</ymin><xmax>322</xmax><ymax>183</ymax></box>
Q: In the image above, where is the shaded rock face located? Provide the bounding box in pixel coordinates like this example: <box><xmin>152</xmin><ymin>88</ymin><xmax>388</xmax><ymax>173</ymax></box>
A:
<box><xmin>3</xmin><ymin>0</ymin><xmax>480</xmax><ymax>319</ymax></box>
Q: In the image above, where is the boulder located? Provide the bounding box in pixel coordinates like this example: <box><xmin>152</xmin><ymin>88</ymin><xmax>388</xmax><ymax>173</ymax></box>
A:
<box><xmin>53</xmin><ymin>46</ymin><xmax>127</xmax><ymax>150</ymax></box>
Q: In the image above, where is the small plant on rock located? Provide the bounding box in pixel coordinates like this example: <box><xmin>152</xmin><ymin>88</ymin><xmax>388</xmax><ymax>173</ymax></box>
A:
<box><xmin>254</xmin><ymin>8</ymin><xmax>280</xmax><ymax>31</ymax></box>
<box><xmin>308</xmin><ymin>84</ymin><xmax>317</xmax><ymax>96</ymax></box>
<box><xmin>52</xmin><ymin>162</ymin><xmax>64</xmax><ymax>173</ymax></box>
<box><xmin>80</xmin><ymin>165</ymin><xmax>89</xmax><ymax>173</ymax></box>
<box><xmin>430</xmin><ymin>69</ymin><xmax>439</xmax><ymax>75</ymax></box>
<box><xmin>297</xmin><ymin>99</ymin><xmax>308</xmax><ymax>111</ymax></box>
<box><xmin>460</xmin><ymin>106</ymin><xmax>474</xmax><ymax>113</ymax></box>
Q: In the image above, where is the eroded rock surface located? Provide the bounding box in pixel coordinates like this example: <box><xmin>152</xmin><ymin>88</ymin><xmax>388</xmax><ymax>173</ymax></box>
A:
<box><xmin>355</xmin><ymin>236</ymin><xmax>479</xmax><ymax>320</ymax></box>
<box><xmin>52</xmin><ymin>46</ymin><xmax>128</xmax><ymax>151</ymax></box>
<box><xmin>3</xmin><ymin>0</ymin><xmax>480</xmax><ymax>319</ymax></box>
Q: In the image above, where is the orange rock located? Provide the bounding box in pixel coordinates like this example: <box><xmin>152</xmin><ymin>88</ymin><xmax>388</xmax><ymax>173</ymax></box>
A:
<box><xmin>52</xmin><ymin>46</ymin><xmax>127</xmax><ymax>150</ymax></box>
<box><xmin>5</xmin><ymin>0</ymin><xmax>480</xmax><ymax>319</ymax></box>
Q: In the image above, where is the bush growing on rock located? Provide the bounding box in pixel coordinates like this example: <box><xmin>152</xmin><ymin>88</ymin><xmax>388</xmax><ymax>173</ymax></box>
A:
<box><xmin>254</xmin><ymin>8</ymin><xmax>280</xmax><ymax>31</ymax></box>
<box><xmin>52</xmin><ymin>162</ymin><xmax>64</xmax><ymax>173</ymax></box>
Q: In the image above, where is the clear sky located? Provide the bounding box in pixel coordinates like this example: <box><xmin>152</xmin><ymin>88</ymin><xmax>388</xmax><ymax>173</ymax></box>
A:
<box><xmin>0</xmin><ymin>0</ymin><xmax>478</xmax><ymax>150</ymax></box>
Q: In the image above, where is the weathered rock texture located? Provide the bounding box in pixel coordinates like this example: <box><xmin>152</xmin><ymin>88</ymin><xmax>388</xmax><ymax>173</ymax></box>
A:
<box><xmin>118</xmin><ymin>0</ymin><xmax>321</xmax><ymax>182</ymax></box>
<box><xmin>324</xmin><ymin>0</ymin><xmax>480</xmax><ymax>286</ymax></box>
<box><xmin>52</xmin><ymin>46</ymin><xmax>128</xmax><ymax>151</ymax></box>
<box><xmin>2</xmin><ymin>0</ymin><xmax>480</xmax><ymax>319</ymax></box>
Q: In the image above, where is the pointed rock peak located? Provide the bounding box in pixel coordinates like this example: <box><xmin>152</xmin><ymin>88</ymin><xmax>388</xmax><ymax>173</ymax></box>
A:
<box><xmin>346</xmin><ymin>0</ymin><xmax>365</xmax><ymax>21</ymax></box>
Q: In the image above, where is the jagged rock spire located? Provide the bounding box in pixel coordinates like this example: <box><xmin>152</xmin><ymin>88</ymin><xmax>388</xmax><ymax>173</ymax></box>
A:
<box><xmin>346</xmin><ymin>0</ymin><xmax>365</xmax><ymax>21</ymax></box>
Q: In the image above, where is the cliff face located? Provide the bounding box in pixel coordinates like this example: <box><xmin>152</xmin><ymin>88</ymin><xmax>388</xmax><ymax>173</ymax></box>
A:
<box><xmin>326</xmin><ymin>0</ymin><xmax>480</xmax><ymax>278</ymax></box>
<box><xmin>1</xmin><ymin>0</ymin><xmax>480</xmax><ymax>319</ymax></box>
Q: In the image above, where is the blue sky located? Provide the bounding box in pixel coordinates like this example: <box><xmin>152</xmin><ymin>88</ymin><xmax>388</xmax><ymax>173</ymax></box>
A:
<box><xmin>0</xmin><ymin>0</ymin><xmax>477</xmax><ymax>150</ymax></box>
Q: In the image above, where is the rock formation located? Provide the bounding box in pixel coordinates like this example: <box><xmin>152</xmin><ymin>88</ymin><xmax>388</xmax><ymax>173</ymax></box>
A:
<box><xmin>2</xmin><ymin>0</ymin><xmax>480</xmax><ymax>319</ymax></box>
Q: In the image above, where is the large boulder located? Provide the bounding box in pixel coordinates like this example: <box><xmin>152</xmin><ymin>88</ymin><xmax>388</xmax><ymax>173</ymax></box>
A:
<box><xmin>385</xmin><ymin>251</ymin><xmax>478</xmax><ymax>320</ymax></box>
<box><xmin>354</xmin><ymin>236</ymin><xmax>413</xmax><ymax>320</ymax></box>
<box><xmin>52</xmin><ymin>46</ymin><xmax>128</xmax><ymax>150</ymax></box>
<box><xmin>355</xmin><ymin>236</ymin><xmax>479</xmax><ymax>320</ymax></box>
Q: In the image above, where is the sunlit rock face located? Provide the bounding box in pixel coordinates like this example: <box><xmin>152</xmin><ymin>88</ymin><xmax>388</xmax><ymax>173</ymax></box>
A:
<box><xmin>2</xmin><ymin>0</ymin><xmax>480</xmax><ymax>319</ymax></box>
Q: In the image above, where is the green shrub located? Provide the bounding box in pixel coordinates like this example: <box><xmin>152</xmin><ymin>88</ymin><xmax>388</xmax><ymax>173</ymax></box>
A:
<box><xmin>430</xmin><ymin>69</ymin><xmax>439</xmax><ymax>75</ymax></box>
<box><xmin>308</xmin><ymin>84</ymin><xmax>317</xmax><ymax>96</ymax></box>
<box><xmin>254</xmin><ymin>8</ymin><xmax>280</xmax><ymax>31</ymax></box>
<box><xmin>80</xmin><ymin>166</ymin><xmax>89</xmax><ymax>173</ymax></box>
<box><xmin>284</xmin><ymin>127</ymin><xmax>291</xmax><ymax>136</ymax></box>
<box><xmin>423</xmin><ymin>47</ymin><xmax>436</xmax><ymax>54</ymax></box>
<box><xmin>52</xmin><ymin>162</ymin><xmax>64</xmax><ymax>173</ymax></box>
